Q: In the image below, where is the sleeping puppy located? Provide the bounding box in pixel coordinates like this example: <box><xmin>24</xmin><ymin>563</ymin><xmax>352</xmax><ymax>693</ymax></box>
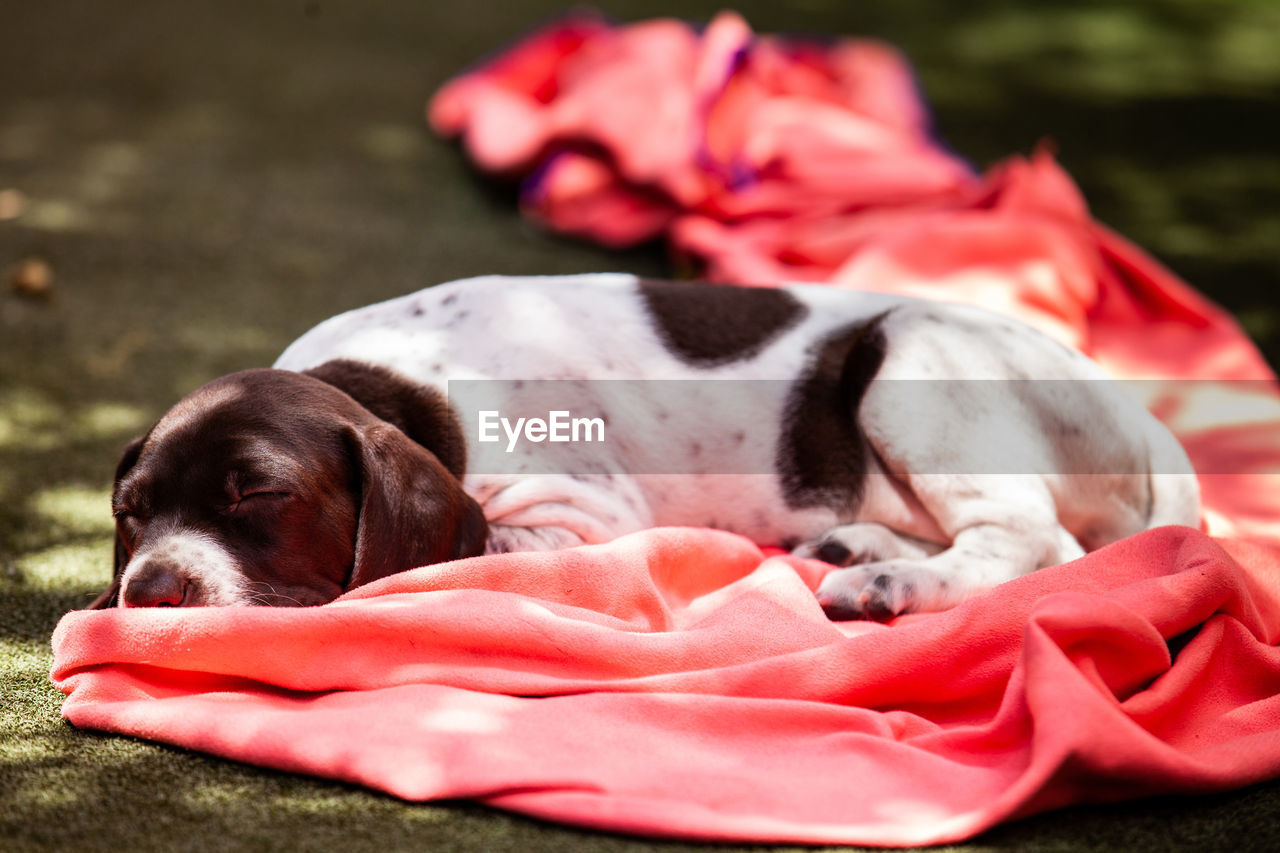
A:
<box><xmin>93</xmin><ymin>274</ymin><xmax>1200</xmax><ymax>618</ymax></box>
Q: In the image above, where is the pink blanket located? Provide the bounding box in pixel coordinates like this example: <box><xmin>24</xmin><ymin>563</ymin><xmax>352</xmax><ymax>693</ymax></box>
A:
<box><xmin>52</xmin><ymin>11</ymin><xmax>1280</xmax><ymax>847</ymax></box>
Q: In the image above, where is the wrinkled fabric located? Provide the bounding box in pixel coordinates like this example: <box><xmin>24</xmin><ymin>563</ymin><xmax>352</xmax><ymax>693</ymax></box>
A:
<box><xmin>50</xmin><ymin>528</ymin><xmax>1280</xmax><ymax>845</ymax></box>
<box><xmin>54</xmin><ymin>10</ymin><xmax>1280</xmax><ymax>847</ymax></box>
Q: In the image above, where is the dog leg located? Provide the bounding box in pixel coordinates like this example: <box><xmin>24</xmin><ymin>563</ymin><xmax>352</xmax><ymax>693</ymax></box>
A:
<box><xmin>811</xmin><ymin>476</ymin><xmax>1085</xmax><ymax>619</ymax></box>
<box><xmin>484</xmin><ymin>520</ymin><xmax>596</xmax><ymax>554</ymax></box>
<box><xmin>470</xmin><ymin>474</ymin><xmax>653</xmax><ymax>556</ymax></box>
<box><xmin>793</xmin><ymin>522</ymin><xmax>942</xmax><ymax>567</ymax></box>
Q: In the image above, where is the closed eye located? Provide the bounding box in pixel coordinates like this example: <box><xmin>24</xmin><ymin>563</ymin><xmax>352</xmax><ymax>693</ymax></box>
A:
<box><xmin>112</xmin><ymin>505</ymin><xmax>145</xmax><ymax>522</ymax></box>
<box><xmin>226</xmin><ymin>491</ymin><xmax>292</xmax><ymax>514</ymax></box>
<box><xmin>112</xmin><ymin>508</ymin><xmax>144</xmax><ymax>548</ymax></box>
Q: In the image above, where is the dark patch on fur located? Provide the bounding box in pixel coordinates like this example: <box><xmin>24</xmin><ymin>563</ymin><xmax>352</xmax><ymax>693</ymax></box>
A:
<box><xmin>637</xmin><ymin>278</ymin><xmax>807</xmax><ymax>366</ymax></box>
<box><xmin>778</xmin><ymin>313</ymin><xmax>889</xmax><ymax>510</ymax></box>
<box><xmin>304</xmin><ymin>359</ymin><xmax>468</xmax><ymax>477</ymax></box>
<box><xmin>815</xmin><ymin>540</ymin><xmax>853</xmax><ymax>566</ymax></box>
<box><xmin>1039</xmin><ymin>403</ymin><xmax>1086</xmax><ymax>442</ymax></box>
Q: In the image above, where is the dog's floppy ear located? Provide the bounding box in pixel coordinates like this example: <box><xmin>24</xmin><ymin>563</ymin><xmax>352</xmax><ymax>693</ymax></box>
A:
<box><xmin>305</xmin><ymin>359</ymin><xmax>467</xmax><ymax>478</ymax></box>
<box><xmin>345</xmin><ymin>422</ymin><xmax>488</xmax><ymax>592</ymax></box>
<box><xmin>88</xmin><ymin>436</ymin><xmax>145</xmax><ymax>609</ymax></box>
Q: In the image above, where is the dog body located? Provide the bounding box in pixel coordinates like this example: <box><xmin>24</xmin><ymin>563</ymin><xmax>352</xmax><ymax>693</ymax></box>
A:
<box><xmin>101</xmin><ymin>274</ymin><xmax>1199</xmax><ymax>617</ymax></box>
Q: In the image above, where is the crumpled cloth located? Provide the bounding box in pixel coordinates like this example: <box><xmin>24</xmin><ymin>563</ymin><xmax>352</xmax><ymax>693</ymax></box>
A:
<box><xmin>50</xmin><ymin>527</ymin><xmax>1280</xmax><ymax>846</ymax></box>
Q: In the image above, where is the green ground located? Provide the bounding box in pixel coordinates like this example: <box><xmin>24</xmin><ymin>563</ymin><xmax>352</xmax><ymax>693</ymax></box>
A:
<box><xmin>3</xmin><ymin>1</ymin><xmax>1279</xmax><ymax>850</ymax></box>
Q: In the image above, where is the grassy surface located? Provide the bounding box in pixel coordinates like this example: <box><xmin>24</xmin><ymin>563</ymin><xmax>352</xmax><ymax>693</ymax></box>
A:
<box><xmin>2</xmin><ymin>1</ymin><xmax>1279</xmax><ymax>850</ymax></box>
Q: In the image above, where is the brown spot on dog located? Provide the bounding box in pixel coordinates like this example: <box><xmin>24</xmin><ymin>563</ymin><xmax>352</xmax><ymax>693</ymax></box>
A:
<box><xmin>778</xmin><ymin>313</ymin><xmax>889</xmax><ymax>510</ymax></box>
<box><xmin>637</xmin><ymin>278</ymin><xmax>807</xmax><ymax>366</ymax></box>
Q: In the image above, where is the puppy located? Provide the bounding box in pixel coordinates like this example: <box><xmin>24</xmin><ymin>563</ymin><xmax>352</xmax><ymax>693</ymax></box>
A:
<box><xmin>93</xmin><ymin>274</ymin><xmax>1199</xmax><ymax>618</ymax></box>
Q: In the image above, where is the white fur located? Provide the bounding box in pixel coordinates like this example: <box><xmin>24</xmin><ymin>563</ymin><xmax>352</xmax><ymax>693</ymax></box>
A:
<box><xmin>120</xmin><ymin>529</ymin><xmax>250</xmax><ymax>606</ymax></box>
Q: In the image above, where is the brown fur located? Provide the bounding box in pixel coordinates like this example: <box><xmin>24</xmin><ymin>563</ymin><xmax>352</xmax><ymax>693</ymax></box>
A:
<box><xmin>778</xmin><ymin>313</ymin><xmax>889</xmax><ymax>510</ymax></box>
<box><xmin>637</xmin><ymin>278</ymin><xmax>807</xmax><ymax>365</ymax></box>
<box><xmin>94</xmin><ymin>368</ymin><xmax>486</xmax><ymax>608</ymax></box>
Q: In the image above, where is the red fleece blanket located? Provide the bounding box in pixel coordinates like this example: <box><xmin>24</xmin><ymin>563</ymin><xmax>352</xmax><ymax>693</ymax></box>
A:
<box><xmin>52</xmin><ymin>11</ymin><xmax>1280</xmax><ymax>847</ymax></box>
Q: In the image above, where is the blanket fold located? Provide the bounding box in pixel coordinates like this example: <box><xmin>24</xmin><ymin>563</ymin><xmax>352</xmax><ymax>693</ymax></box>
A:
<box><xmin>52</xmin><ymin>527</ymin><xmax>1280</xmax><ymax>845</ymax></box>
<box><xmin>52</xmin><ymin>9</ymin><xmax>1280</xmax><ymax>847</ymax></box>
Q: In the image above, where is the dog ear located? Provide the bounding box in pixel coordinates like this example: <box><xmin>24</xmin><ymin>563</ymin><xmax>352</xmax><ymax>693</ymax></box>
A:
<box><xmin>345</xmin><ymin>422</ymin><xmax>488</xmax><ymax>592</ymax></box>
<box><xmin>304</xmin><ymin>359</ymin><xmax>467</xmax><ymax>478</ymax></box>
<box><xmin>88</xmin><ymin>436</ymin><xmax>145</xmax><ymax>609</ymax></box>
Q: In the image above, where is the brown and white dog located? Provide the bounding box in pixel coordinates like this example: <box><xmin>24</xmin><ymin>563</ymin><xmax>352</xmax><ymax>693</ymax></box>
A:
<box><xmin>93</xmin><ymin>274</ymin><xmax>1200</xmax><ymax>618</ymax></box>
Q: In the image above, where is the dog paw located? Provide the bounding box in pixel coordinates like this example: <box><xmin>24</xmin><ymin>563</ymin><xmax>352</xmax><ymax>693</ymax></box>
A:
<box><xmin>814</xmin><ymin>561</ymin><xmax>944</xmax><ymax>621</ymax></box>
<box><xmin>793</xmin><ymin>522</ymin><xmax>934</xmax><ymax>568</ymax></box>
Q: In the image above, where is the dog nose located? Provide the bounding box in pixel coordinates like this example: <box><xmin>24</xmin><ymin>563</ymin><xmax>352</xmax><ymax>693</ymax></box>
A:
<box><xmin>121</xmin><ymin>559</ymin><xmax>190</xmax><ymax>607</ymax></box>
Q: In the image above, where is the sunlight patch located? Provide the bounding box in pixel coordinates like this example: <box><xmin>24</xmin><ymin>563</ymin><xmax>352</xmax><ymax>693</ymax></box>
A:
<box><xmin>20</xmin><ymin>196</ymin><xmax>92</xmax><ymax>231</ymax></box>
<box><xmin>0</xmin><ymin>387</ymin><xmax>61</xmax><ymax>450</ymax></box>
<box><xmin>76</xmin><ymin>402</ymin><xmax>148</xmax><ymax>438</ymax></box>
<box><xmin>31</xmin><ymin>486</ymin><xmax>114</xmax><ymax>537</ymax></box>
<box><xmin>17</xmin><ymin>540</ymin><xmax>112</xmax><ymax>589</ymax></box>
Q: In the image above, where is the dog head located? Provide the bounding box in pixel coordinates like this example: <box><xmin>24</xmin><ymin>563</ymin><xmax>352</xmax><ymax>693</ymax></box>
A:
<box><xmin>91</xmin><ymin>366</ymin><xmax>486</xmax><ymax>608</ymax></box>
